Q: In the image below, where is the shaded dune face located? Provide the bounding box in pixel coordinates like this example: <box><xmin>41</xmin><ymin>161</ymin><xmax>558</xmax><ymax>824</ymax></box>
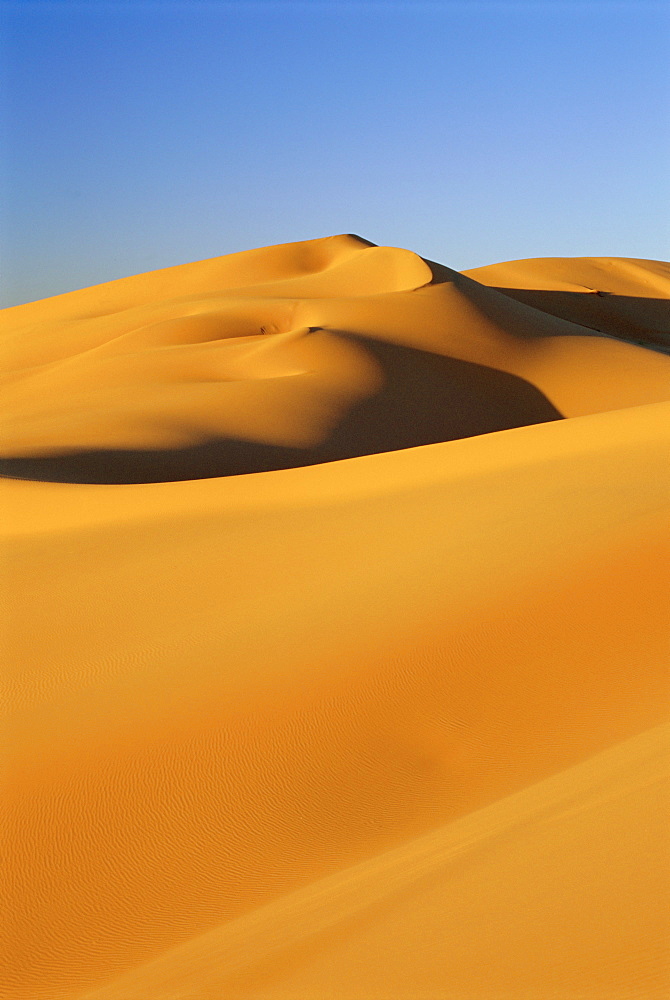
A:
<box><xmin>475</xmin><ymin>289</ymin><xmax>670</xmax><ymax>351</ymax></box>
<box><xmin>0</xmin><ymin>332</ymin><xmax>563</xmax><ymax>484</ymax></box>
<box><xmin>3</xmin><ymin>235</ymin><xmax>668</xmax><ymax>486</ymax></box>
<box><xmin>463</xmin><ymin>256</ymin><xmax>670</xmax><ymax>352</ymax></box>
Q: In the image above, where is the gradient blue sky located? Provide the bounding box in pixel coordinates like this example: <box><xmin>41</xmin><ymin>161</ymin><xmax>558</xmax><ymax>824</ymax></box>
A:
<box><xmin>1</xmin><ymin>0</ymin><xmax>668</xmax><ymax>306</ymax></box>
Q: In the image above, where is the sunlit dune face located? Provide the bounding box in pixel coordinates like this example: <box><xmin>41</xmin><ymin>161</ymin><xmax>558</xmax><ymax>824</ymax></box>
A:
<box><xmin>2</xmin><ymin>236</ymin><xmax>669</xmax><ymax>1000</ymax></box>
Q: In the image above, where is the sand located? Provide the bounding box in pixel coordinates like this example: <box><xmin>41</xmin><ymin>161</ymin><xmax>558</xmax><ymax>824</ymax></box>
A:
<box><xmin>2</xmin><ymin>235</ymin><xmax>669</xmax><ymax>999</ymax></box>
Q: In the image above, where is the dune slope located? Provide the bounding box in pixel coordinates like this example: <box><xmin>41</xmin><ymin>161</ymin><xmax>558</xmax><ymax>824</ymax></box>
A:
<box><xmin>2</xmin><ymin>236</ymin><xmax>669</xmax><ymax>999</ymax></box>
<box><xmin>463</xmin><ymin>255</ymin><xmax>670</xmax><ymax>352</ymax></box>
<box><xmin>76</xmin><ymin>722</ymin><xmax>670</xmax><ymax>1000</ymax></box>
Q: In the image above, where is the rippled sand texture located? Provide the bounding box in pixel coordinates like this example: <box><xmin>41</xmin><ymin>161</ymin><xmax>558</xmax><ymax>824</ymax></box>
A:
<box><xmin>2</xmin><ymin>235</ymin><xmax>669</xmax><ymax>999</ymax></box>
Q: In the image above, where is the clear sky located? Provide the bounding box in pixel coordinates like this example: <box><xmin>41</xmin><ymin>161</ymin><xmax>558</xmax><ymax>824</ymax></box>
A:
<box><xmin>1</xmin><ymin>0</ymin><xmax>668</xmax><ymax>307</ymax></box>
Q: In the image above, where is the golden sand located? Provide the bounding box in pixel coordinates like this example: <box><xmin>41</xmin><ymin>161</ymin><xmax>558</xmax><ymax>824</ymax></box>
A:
<box><xmin>2</xmin><ymin>236</ymin><xmax>669</xmax><ymax>998</ymax></box>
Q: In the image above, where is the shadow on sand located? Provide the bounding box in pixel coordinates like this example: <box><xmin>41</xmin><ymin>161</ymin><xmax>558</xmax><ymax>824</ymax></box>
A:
<box><xmin>423</xmin><ymin>257</ymin><xmax>669</xmax><ymax>353</ymax></box>
<box><xmin>0</xmin><ymin>334</ymin><xmax>563</xmax><ymax>485</ymax></box>
<box><xmin>483</xmin><ymin>288</ymin><xmax>670</xmax><ymax>353</ymax></box>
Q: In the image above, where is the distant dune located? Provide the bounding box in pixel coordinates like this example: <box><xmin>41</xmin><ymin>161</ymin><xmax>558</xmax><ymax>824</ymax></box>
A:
<box><xmin>2</xmin><ymin>236</ymin><xmax>669</xmax><ymax>999</ymax></box>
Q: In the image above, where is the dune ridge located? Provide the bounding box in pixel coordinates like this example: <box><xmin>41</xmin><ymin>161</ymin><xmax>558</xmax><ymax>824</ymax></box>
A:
<box><xmin>2</xmin><ymin>236</ymin><xmax>669</xmax><ymax>999</ymax></box>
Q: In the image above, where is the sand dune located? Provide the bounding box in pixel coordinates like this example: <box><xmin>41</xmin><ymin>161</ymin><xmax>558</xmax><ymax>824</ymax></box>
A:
<box><xmin>2</xmin><ymin>236</ymin><xmax>669</xmax><ymax>999</ymax></box>
<box><xmin>2</xmin><ymin>236</ymin><xmax>670</xmax><ymax>482</ymax></box>
<box><xmin>464</xmin><ymin>255</ymin><xmax>670</xmax><ymax>352</ymax></box>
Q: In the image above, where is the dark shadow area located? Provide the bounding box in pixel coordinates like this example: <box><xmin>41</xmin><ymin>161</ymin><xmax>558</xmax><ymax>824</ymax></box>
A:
<box><xmin>421</xmin><ymin>256</ymin><xmax>462</xmax><ymax>284</ymax></box>
<box><xmin>476</xmin><ymin>287</ymin><xmax>669</xmax><ymax>353</ymax></box>
<box><xmin>0</xmin><ymin>334</ymin><xmax>564</xmax><ymax>484</ymax></box>
<box><xmin>346</xmin><ymin>234</ymin><xmax>378</xmax><ymax>248</ymax></box>
<box><xmin>419</xmin><ymin>256</ymin><xmax>670</xmax><ymax>353</ymax></box>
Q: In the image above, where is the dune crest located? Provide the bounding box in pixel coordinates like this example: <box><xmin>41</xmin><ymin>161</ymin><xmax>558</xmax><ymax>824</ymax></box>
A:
<box><xmin>2</xmin><ymin>237</ymin><xmax>669</xmax><ymax>999</ymax></box>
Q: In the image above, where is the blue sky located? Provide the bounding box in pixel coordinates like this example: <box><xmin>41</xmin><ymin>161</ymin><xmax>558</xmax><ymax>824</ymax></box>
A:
<box><xmin>1</xmin><ymin>0</ymin><xmax>668</xmax><ymax>306</ymax></box>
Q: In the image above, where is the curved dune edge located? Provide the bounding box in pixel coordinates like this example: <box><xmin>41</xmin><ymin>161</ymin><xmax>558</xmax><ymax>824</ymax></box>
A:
<box><xmin>463</xmin><ymin>255</ymin><xmax>670</xmax><ymax>297</ymax></box>
<box><xmin>75</xmin><ymin>722</ymin><xmax>670</xmax><ymax>1000</ymax></box>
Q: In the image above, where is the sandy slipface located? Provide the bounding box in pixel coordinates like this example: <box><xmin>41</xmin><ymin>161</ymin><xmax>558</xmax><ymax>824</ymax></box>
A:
<box><xmin>2</xmin><ymin>235</ymin><xmax>669</xmax><ymax>998</ymax></box>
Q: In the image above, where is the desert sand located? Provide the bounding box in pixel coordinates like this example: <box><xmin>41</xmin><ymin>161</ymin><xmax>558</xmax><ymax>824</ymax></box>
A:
<box><xmin>2</xmin><ymin>234</ymin><xmax>669</xmax><ymax>999</ymax></box>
